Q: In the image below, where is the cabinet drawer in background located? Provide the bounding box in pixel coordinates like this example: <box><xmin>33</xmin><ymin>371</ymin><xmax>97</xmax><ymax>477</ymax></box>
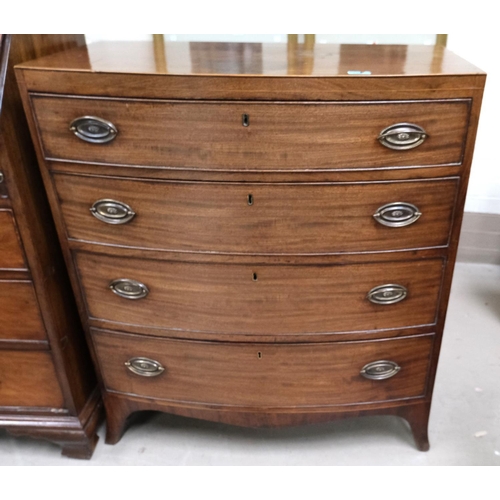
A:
<box><xmin>0</xmin><ymin>210</ymin><xmax>26</xmax><ymax>269</ymax></box>
<box><xmin>93</xmin><ymin>329</ymin><xmax>434</xmax><ymax>407</ymax></box>
<box><xmin>32</xmin><ymin>96</ymin><xmax>470</xmax><ymax>170</ymax></box>
<box><xmin>0</xmin><ymin>350</ymin><xmax>64</xmax><ymax>408</ymax></box>
<box><xmin>0</xmin><ymin>281</ymin><xmax>47</xmax><ymax>341</ymax></box>
<box><xmin>76</xmin><ymin>252</ymin><xmax>443</xmax><ymax>336</ymax></box>
<box><xmin>55</xmin><ymin>174</ymin><xmax>459</xmax><ymax>255</ymax></box>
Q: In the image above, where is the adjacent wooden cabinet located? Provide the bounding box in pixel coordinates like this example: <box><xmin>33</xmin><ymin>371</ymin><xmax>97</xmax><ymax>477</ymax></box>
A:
<box><xmin>15</xmin><ymin>40</ymin><xmax>486</xmax><ymax>450</ymax></box>
<box><xmin>0</xmin><ymin>35</ymin><xmax>101</xmax><ymax>459</ymax></box>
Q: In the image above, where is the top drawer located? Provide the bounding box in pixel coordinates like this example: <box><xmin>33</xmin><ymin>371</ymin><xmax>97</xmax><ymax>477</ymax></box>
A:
<box><xmin>31</xmin><ymin>96</ymin><xmax>470</xmax><ymax>171</ymax></box>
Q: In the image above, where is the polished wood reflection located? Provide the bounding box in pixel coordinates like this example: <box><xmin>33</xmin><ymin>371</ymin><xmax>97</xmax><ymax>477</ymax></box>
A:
<box><xmin>287</xmin><ymin>35</ymin><xmax>315</xmax><ymax>75</ymax></box>
<box><xmin>152</xmin><ymin>34</ymin><xmax>167</xmax><ymax>73</ymax></box>
<box><xmin>190</xmin><ymin>42</ymin><xmax>263</xmax><ymax>75</ymax></box>
<box><xmin>20</xmin><ymin>41</ymin><xmax>483</xmax><ymax>77</ymax></box>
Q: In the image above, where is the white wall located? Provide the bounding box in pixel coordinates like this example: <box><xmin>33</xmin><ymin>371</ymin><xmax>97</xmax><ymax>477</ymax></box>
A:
<box><xmin>448</xmin><ymin>34</ymin><xmax>500</xmax><ymax>214</ymax></box>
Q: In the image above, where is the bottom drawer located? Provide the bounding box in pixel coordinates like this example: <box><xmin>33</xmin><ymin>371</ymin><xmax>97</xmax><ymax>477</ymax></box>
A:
<box><xmin>0</xmin><ymin>350</ymin><xmax>64</xmax><ymax>408</ymax></box>
<box><xmin>93</xmin><ymin>329</ymin><xmax>434</xmax><ymax>408</ymax></box>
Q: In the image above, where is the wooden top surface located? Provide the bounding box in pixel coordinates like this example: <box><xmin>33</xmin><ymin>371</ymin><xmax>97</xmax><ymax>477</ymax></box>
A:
<box><xmin>16</xmin><ymin>41</ymin><xmax>484</xmax><ymax>78</ymax></box>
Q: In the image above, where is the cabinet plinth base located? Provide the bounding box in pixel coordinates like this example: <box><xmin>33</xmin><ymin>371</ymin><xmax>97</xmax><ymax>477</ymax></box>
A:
<box><xmin>1</xmin><ymin>389</ymin><xmax>103</xmax><ymax>460</ymax></box>
<box><xmin>103</xmin><ymin>391</ymin><xmax>431</xmax><ymax>451</ymax></box>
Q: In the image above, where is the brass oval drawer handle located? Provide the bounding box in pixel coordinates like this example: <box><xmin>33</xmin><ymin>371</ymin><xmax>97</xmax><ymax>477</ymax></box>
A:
<box><xmin>360</xmin><ymin>360</ymin><xmax>401</xmax><ymax>380</ymax></box>
<box><xmin>378</xmin><ymin>123</ymin><xmax>427</xmax><ymax>150</ymax></box>
<box><xmin>125</xmin><ymin>357</ymin><xmax>165</xmax><ymax>377</ymax></box>
<box><xmin>373</xmin><ymin>202</ymin><xmax>421</xmax><ymax>227</ymax></box>
<box><xmin>367</xmin><ymin>284</ymin><xmax>407</xmax><ymax>305</ymax></box>
<box><xmin>90</xmin><ymin>199</ymin><xmax>136</xmax><ymax>225</ymax></box>
<box><xmin>109</xmin><ymin>279</ymin><xmax>149</xmax><ymax>300</ymax></box>
<box><xmin>69</xmin><ymin>116</ymin><xmax>118</xmax><ymax>144</ymax></box>
<box><xmin>0</xmin><ymin>172</ymin><xmax>4</xmax><ymax>183</ymax></box>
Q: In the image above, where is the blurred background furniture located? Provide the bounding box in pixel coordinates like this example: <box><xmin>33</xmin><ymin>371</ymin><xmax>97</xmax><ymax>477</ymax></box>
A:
<box><xmin>0</xmin><ymin>34</ymin><xmax>101</xmax><ymax>459</ymax></box>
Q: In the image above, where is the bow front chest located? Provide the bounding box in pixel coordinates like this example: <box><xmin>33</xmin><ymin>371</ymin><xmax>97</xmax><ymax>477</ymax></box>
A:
<box><xmin>15</xmin><ymin>41</ymin><xmax>485</xmax><ymax>449</ymax></box>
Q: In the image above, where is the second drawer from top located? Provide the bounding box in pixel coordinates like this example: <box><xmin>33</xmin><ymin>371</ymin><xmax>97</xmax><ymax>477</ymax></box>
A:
<box><xmin>55</xmin><ymin>174</ymin><xmax>459</xmax><ymax>255</ymax></box>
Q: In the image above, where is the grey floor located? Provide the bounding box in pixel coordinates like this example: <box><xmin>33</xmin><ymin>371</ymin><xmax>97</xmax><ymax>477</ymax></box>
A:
<box><xmin>1</xmin><ymin>262</ymin><xmax>499</xmax><ymax>465</ymax></box>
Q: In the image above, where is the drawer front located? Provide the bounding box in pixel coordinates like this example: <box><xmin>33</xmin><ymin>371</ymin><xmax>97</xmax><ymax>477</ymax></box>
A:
<box><xmin>0</xmin><ymin>281</ymin><xmax>47</xmax><ymax>341</ymax></box>
<box><xmin>77</xmin><ymin>253</ymin><xmax>443</xmax><ymax>335</ymax></box>
<box><xmin>0</xmin><ymin>210</ymin><xmax>27</xmax><ymax>269</ymax></box>
<box><xmin>0</xmin><ymin>350</ymin><xmax>64</xmax><ymax>408</ymax></box>
<box><xmin>93</xmin><ymin>329</ymin><xmax>433</xmax><ymax>407</ymax></box>
<box><xmin>55</xmin><ymin>174</ymin><xmax>458</xmax><ymax>254</ymax></box>
<box><xmin>33</xmin><ymin>96</ymin><xmax>469</xmax><ymax>170</ymax></box>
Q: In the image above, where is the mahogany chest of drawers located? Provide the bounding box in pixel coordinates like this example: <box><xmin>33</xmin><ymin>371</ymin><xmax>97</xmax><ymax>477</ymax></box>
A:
<box><xmin>16</xmin><ymin>41</ymin><xmax>486</xmax><ymax>450</ymax></box>
<box><xmin>0</xmin><ymin>35</ymin><xmax>100</xmax><ymax>458</ymax></box>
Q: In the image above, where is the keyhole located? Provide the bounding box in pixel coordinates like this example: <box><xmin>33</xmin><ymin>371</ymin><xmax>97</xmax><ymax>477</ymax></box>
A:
<box><xmin>242</xmin><ymin>114</ymin><xmax>250</xmax><ymax>127</ymax></box>
<box><xmin>257</xmin><ymin>351</ymin><xmax>262</xmax><ymax>359</ymax></box>
<box><xmin>252</xmin><ymin>272</ymin><xmax>258</xmax><ymax>281</ymax></box>
<box><xmin>247</xmin><ymin>194</ymin><xmax>254</xmax><ymax>206</ymax></box>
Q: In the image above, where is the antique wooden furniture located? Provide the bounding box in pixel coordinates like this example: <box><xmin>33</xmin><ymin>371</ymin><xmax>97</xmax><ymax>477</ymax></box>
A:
<box><xmin>0</xmin><ymin>35</ymin><xmax>100</xmax><ymax>459</ymax></box>
<box><xmin>15</xmin><ymin>41</ymin><xmax>486</xmax><ymax>450</ymax></box>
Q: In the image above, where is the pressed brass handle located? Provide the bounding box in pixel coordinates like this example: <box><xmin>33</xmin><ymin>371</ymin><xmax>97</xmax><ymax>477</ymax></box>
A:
<box><xmin>69</xmin><ymin>116</ymin><xmax>118</xmax><ymax>144</ymax></box>
<box><xmin>125</xmin><ymin>357</ymin><xmax>165</xmax><ymax>377</ymax></box>
<box><xmin>109</xmin><ymin>279</ymin><xmax>149</xmax><ymax>300</ymax></box>
<box><xmin>367</xmin><ymin>284</ymin><xmax>407</xmax><ymax>305</ymax></box>
<box><xmin>360</xmin><ymin>360</ymin><xmax>401</xmax><ymax>380</ymax></box>
<box><xmin>0</xmin><ymin>172</ymin><xmax>4</xmax><ymax>183</ymax></box>
<box><xmin>90</xmin><ymin>199</ymin><xmax>135</xmax><ymax>225</ymax></box>
<box><xmin>378</xmin><ymin>123</ymin><xmax>427</xmax><ymax>150</ymax></box>
<box><xmin>373</xmin><ymin>202</ymin><xmax>421</xmax><ymax>227</ymax></box>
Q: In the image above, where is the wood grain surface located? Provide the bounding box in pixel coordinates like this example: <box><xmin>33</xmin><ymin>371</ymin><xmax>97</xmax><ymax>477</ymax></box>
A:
<box><xmin>0</xmin><ymin>210</ymin><xmax>26</xmax><ymax>269</ymax></box>
<box><xmin>15</xmin><ymin>42</ymin><xmax>484</xmax><ymax>77</ymax></box>
<box><xmin>33</xmin><ymin>96</ymin><xmax>470</xmax><ymax>170</ymax></box>
<box><xmin>93</xmin><ymin>328</ymin><xmax>434</xmax><ymax>407</ymax></box>
<box><xmin>14</xmin><ymin>40</ymin><xmax>486</xmax><ymax>448</ymax></box>
<box><xmin>76</xmin><ymin>252</ymin><xmax>443</xmax><ymax>336</ymax></box>
<box><xmin>0</xmin><ymin>349</ymin><xmax>64</xmax><ymax>407</ymax></box>
<box><xmin>0</xmin><ymin>280</ymin><xmax>46</xmax><ymax>340</ymax></box>
<box><xmin>55</xmin><ymin>173</ymin><xmax>458</xmax><ymax>254</ymax></box>
<box><xmin>0</xmin><ymin>34</ymin><xmax>101</xmax><ymax>458</ymax></box>
<box><xmin>17</xmin><ymin>43</ymin><xmax>485</xmax><ymax>101</ymax></box>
